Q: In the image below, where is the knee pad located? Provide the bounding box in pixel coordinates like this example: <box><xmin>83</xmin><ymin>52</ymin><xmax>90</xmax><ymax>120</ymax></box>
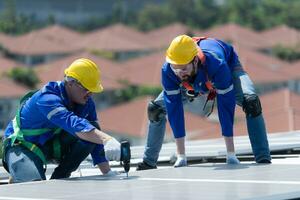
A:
<box><xmin>147</xmin><ymin>100</ymin><xmax>166</xmax><ymax>122</ymax></box>
<box><xmin>242</xmin><ymin>94</ymin><xmax>262</xmax><ymax>118</ymax></box>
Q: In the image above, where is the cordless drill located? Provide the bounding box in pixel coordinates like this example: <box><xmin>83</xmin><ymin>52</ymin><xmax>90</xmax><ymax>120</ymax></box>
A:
<box><xmin>120</xmin><ymin>141</ymin><xmax>131</xmax><ymax>177</ymax></box>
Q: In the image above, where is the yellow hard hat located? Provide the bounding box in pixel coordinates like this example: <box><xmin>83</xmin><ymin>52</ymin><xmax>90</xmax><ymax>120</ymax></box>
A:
<box><xmin>64</xmin><ymin>58</ymin><xmax>103</xmax><ymax>93</ymax></box>
<box><xmin>166</xmin><ymin>35</ymin><xmax>199</xmax><ymax>65</ymax></box>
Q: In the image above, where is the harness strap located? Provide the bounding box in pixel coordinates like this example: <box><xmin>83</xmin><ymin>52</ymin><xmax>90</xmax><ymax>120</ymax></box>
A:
<box><xmin>3</xmin><ymin>90</ymin><xmax>62</xmax><ymax>169</ymax></box>
<box><xmin>192</xmin><ymin>37</ymin><xmax>207</xmax><ymax>64</ymax></box>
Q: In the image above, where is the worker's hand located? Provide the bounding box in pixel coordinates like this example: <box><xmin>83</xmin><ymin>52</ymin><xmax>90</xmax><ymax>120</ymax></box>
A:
<box><xmin>103</xmin><ymin>170</ymin><xmax>120</xmax><ymax>177</ymax></box>
<box><xmin>174</xmin><ymin>154</ymin><xmax>187</xmax><ymax>168</ymax></box>
<box><xmin>226</xmin><ymin>153</ymin><xmax>240</xmax><ymax>164</ymax></box>
<box><xmin>104</xmin><ymin>137</ymin><xmax>121</xmax><ymax>161</ymax></box>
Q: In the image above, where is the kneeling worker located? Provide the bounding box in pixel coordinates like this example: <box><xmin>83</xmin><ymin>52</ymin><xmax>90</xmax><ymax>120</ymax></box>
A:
<box><xmin>2</xmin><ymin>58</ymin><xmax>121</xmax><ymax>183</ymax></box>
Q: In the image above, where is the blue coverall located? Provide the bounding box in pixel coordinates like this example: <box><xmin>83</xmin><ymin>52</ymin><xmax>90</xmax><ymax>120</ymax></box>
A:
<box><xmin>3</xmin><ymin>81</ymin><xmax>106</xmax><ymax>182</ymax></box>
<box><xmin>142</xmin><ymin>38</ymin><xmax>271</xmax><ymax>167</ymax></box>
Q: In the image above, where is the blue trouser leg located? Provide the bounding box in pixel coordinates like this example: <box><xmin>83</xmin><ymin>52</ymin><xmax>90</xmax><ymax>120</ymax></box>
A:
<box><xmin>5</xmin><ymin>145</ymin><xmax>46</xmax><ymax>183</ymax></box>
<box><xmin>247</xmin><ymin>114</ymin><xmax>271</xmax><ymax>161</ymax></box>
<box><xmin>143</xmin><ymin>91</ymin><xmax>190</xmax><ymax>166</ymax></box>
<box><xmin>50</xmin><ymin>132</ymin><xmax>96</xmax><ymax>179</ymax></box>
<box><xmin>143</xmin><ymin>92</ymin><xmax>167</xmax><ymax>166</ymax></box>
<box><xmin>233</xmin><ymin>70</ymin><xmax>271</xmax><ymax>162</ymax></box>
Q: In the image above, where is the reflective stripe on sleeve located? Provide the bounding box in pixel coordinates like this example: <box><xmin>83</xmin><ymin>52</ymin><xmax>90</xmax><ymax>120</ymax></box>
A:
<box><xmin>164</xmin><ymin>89</ymin><xmax>181</xmax><ymax>95</ymax></box>
<box><xmin>47</xmin><ymin>107</ymin><xmax>66</xmax><ymax>120</ymax></box>
<box><xmin>216</xmin><ymin>84</ymin><xmax>233</xmax><ymax>95</ymax></box>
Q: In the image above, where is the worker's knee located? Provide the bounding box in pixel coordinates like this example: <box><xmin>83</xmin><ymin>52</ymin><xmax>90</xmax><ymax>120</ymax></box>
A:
<box><xmin>242</xmin><ymin>94</ymin><xmax>262</xmax><ymax>118</ymax></box>
<box><xmin>147</xmin><ymin>100</ymin><xmax>166</xmax><ymax>122</ymax></box>
<box><xmin>6</xmin><ymin>146</ymin><xmax>45</xmax><ymax>182</ymax></box>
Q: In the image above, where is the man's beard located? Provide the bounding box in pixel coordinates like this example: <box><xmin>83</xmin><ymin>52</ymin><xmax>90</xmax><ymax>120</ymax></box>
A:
<box><xmin>181</xmin><ymin>65</ymin><xmax>196</xmax><ymax>82</ymax></box>
<box><xmin>181</xmin><ymin>75</ymin><xmax>190</xmax><ymax>81</ymax></box>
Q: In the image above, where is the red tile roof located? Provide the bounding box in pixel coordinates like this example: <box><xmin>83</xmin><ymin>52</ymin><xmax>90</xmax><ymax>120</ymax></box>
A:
<box><xmin>260</xmin><ymin>25</ymin><xmax>300</xmax><ymax>47</ymax></box>
<box><xmin>35</xmin><ymin>52</ymin><xmax>127</xmax><ymax>90</ymax></box>
<box><xmin>202</xmin><ymin>23</ymin><xmax>269</xmax><ymax>50</ymax></box>
<box><xmin>80</xmin><ymin>23</ymin><xmax>150</xmax><ymax>51</ymax></box>
<box><xmin>122</xmin><ymin>51</ymin><xmax>165</xmax><ymax>87</ymax></box>
<box><xmin>0</xmin><ymin>32</ymin><xmax>12</xmax><ymax>45</ymax></box>
<box><xmin>146</xmin><ymin>23</ymin><xmax>194</xmax><ymax>49</ymax></box>
<box><xmin>1</xmin><ymin>25</ymin><xmax>82</xmax><ymax>55</ymax></box>
<box><xmin>0</xmin><ymin>56</ymin><xmax>24</xmax><ymax>74</ymax></box>
<box><xmin>0</xmin><ymin>77</ymin><xmax>29</xmax><ymax>98</ymax></box>
<box><xmin>279</xmin><ymin>60</ymin><xmax>300</xmax><ymax>80</ymax></box>
<box><xmin>260</xmin><ymin>88</ymin><xmax>300</xmax><ymax>113</ymax></box>
<box><xmin>34</xmin><ymin>24</ymin><xmax>82</xmax><ymax>44</ymax></box>
<box><xmin>236</xmin><ymin>47</ymin><xmax>289</xmax><ymax>83</ymax></box>
<box><xmin>98</xmin><ymin>96</ymin><xmax>152</xmax><ymax>138</ymax></box>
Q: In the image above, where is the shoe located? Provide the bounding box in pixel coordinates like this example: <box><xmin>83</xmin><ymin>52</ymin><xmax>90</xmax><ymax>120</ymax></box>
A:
<box><xmin>226</xmin><ymin>152</ymin><xmax>240</xmax><ymax>164</ymax></box>
<box><xmin>174</xmin><ymin>155</ymin><xmax>188</xmax><ymax>168</ymax></box>
<box><xmin>136</xmin><ymin>161</ymin><xmax>157</xmax><ymax>171</ymax></box>
<box><xmin>257</xmin><ymin>159</ymin><xmax>272</xmax><ymax>164</ymax></box>
<box><xmin>226</xmin><ymin>155</ymin><xmax>240</xmax><ymax>164</ymax></box>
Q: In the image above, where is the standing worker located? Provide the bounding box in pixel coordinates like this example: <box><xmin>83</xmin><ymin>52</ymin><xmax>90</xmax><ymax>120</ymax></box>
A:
<box><xmin>2</xmin><ymin>58</ymin><xmax>121</xmax><ymax>183</ymax></box>
<box><xmin>137</xmin><ymin>35</ymin><xmax>271</xmax><ymax>170</ymax></box>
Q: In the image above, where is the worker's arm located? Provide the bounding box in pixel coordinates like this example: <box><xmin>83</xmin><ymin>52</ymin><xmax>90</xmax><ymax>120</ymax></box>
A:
<box><xmin>36</xmin><ymin>94</ymin><xmax>121</xmax><ymax>161</ymax></box>
<box><xmin>76</xmin><ymin>128</ymin><xmax>111</xmax><ymax>144</ymax></box>
<box><xmin>76</xmin><ymin>128</ymin><xmax>121</xmax><ymax>161</ymax></box>
<box><xmin>162</xmin><ymin>64</ymin><xmax>186</xmax><ymax>139</ymax></box>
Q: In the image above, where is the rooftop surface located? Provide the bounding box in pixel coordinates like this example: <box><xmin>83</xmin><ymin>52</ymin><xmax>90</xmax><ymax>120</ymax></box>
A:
<box><xmin>1</xmin><ymin>131</ymin><xmax>300</xmax><ymax>200</ymax></box>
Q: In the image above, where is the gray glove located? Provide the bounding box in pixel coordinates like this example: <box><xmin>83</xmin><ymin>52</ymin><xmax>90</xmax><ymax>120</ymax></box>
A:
<box><xmin>104</xmin><ymin>137</ymin><xmax>121</xmax><ymax>161</ymax></box>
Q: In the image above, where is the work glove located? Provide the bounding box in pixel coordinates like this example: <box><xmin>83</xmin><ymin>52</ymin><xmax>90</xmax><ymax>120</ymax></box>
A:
<box><xmin>103</xmin><ymin>170</ymin><xmax>120</xmax><ymax>177</ymax></box>
<box><xmin>226</xmin><ymin>152</ymin><xmax>240</xmax><ymax>164</ymax></box>
<box><xmin>104</xmin><ymin>137</ymin><xmax>121</xmax><ymax>161</ymax></box>
<box><xmin>174</xmin><ymin>154</ymin><xmax>188</xmax><ymax>168</ymax></box>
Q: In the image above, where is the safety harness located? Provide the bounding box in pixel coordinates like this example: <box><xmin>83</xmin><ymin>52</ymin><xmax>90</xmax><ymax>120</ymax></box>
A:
<box><xmin>2</xmin><ymin>90</ymin><xmax>62</xmax><ymax>171</ymax></box>
<box><xmin>180</xmin><ymin>36</ymin><xmax>217</xmax><ymax>116</ymax></box>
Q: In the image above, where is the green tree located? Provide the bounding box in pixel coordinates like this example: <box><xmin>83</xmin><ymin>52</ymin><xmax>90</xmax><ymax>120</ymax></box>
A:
<box><xmin>0</xmin><ymin>0</ymin><xmax>17</xmax><ymax>34</ymax></box>
<box><xmin>192</xmin><ymin>0</ymin><xmax>222</xmax><ymax>29</ymax></box>
<box><xmin>111</xmin><ymin>0</ymin><xmax>126</xmax><ymax>23</ymax></box>
<box><xmin>8</xmin><ymin>67</ymin><xmax>40</xmax><ymax>89</ymax></box>
<box><xmin>272</xmin><ymin>45</ymin><xmax>300</xmax><ymax>62</ymax></box>
<box><xmin>47</xmin><ymin>14</ymin><xmax>56</xmax><ymax>25</ymax></box>
<box><xmin>285</xmin><ymin>0</ymin><xmax>300</xmax><ymax>29</ymax></box>
<box><xmin>136</xmin><ymin>4</ymin><xmax>174</xmax><ymax>31</ymax></box>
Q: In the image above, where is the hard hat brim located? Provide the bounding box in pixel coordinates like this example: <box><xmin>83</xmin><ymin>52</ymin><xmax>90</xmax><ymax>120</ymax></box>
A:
<box><xmin>89</xmin><ymin>84</ymin><xmax>104</xmax><ymax>93</ymax></box>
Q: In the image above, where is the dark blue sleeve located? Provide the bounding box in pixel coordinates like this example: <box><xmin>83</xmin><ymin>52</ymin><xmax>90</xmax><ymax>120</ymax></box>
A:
<box><xmin>217</xmin><ymin>90</ymin><xmax>236</xmax><ymax>137</ymax></box>
<box><xmin>206</xmin><ymin>53</ymin><xmax>236</xmax><ymax>137</ymax></box>
<box><xmin>162</xmin><ymin>66</ymin><xmax>186</xmax><ymax>138</ymax></box>
<box><xmin>36</xmin><ymin>93</ymin><xmax>95</xmax><ymax>136</ymax></box>
<box><xmin>90</xmin><ymin>144</ymin><xmax>107</xmax><ymax>165</ymax></box>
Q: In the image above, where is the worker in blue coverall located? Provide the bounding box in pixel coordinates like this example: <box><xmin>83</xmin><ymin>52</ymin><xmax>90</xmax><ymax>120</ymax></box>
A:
<box><xmin>137</xmin><ymin>35</ymin><xmax>271</xmax><ymax>170</ymax></box>
<box><xmin>2</xmin><ymin>58</ymin><xmax>121</xmax><ymax>183</ymax></box>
